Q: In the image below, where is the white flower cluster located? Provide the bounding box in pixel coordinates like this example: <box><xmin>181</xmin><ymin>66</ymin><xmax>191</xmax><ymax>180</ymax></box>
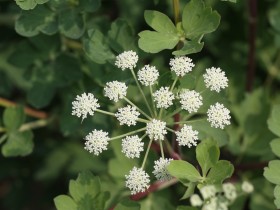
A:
<box><xmin>190</xmin><ymin>181</ymin><xmax>254</xmax><ymax>210</ymax></box>
<box><xmin>71</xmin><ymin>51</ymin><xmax>231</xmax><ymax>195</ymax></box>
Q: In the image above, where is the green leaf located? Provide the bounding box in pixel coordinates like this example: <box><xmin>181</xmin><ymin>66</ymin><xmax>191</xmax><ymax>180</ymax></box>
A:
<box><xmin>15</xmin><ymin>5</ymin><xmax>55</xmax><ymax>37</ymax></box>
<box><xmin>27</xmin><ymin>82</ymin><xmax>55</xmax><ymax>109</ymax></box>
<box><xmin>196</xmin><ymin>139</ymin><xmax>220</xmax><ymax>176</ymax></box>
<box><xmin>115</xmin><ymin>199</ymin><xmax>140</xmax><ymax>210</ymax></box>
<box><xmin>270</xmin><ymin>139</ymin><xmax>280</xmax><ymax>157</ymax></box>
<box><xmin>3</xmin><ymin>106</ymin><xmax>25</xmax><ymax>131</ymax></box>
<box><xmin>269</xmin><ymin>6</ymin><xmax>280</xmax><ymax>32</ymax></box>
<box><xmin>264</xmin><ymin>160</ymin><xmax>280</xmax><ymax>185</ymax></box>
<box><xmin>144</xmin><ymin>10</ymin><xmax>177</xmax><ymax>33</ymax></box>
<box><xmin>167</xmin><ymin>160</ymin><xmax>202</xmax><ymax>183</ymax></box>
<box><xmin>138</xmin><ymin>30</ymin><xmax>179</xmax><ymax>53</ymax></box>
<box><xmin>206</xmin><ymin>160</ymin><xmax>234</xmax><ymax>184</ymax></box>
<box><xmin>54</xmin><ymin>195</ymin><xmax>77</xmax><ymax>210</ymax></box>
<box><xmin>221</xmin><ymin>0</ymin><xmax>236</xmax><ymax>2</ymax></box>
<box><xmin>274</xmin><ymin>185</ymin><xmax>280</xmax><ymax>208</ymax></box>
<box><xmin>173</xmin><ymin>39</ymin><xmax>204</xmax><ymax>55</ymax></box>
<box><xmin>182</xmin><ymin>0</ymin><xmax>220</xmax><ymax>39</ymax></box>
<box><xmin>2</xmin><ymin>130</ymin><xmax>34</xmax><ymax>157</ymax></box>
<box><xmin>69</xmin><ymin>171</ymin><xmax>101</xmax><ymax>202</ymax></box>
<box><xmin>83</xmin><ymin>29</ymin><xmax>115</xmax><ymax>64</ymax></box>
<box><xmin>58</xmin><ymin>9</ymin><xmax>85</xmax><ymax>39</ymax></box>
<box><xmin>177</xmin><ymin>206</ymin><xmax>198</xmax><ymax>210</ymax></box>
<box><xmin>267</xmin><ymin>105</ymin><xmax>280</xmax><ymax>136</ymax></box>
<box><xmin>180</xmin><ymin>182</ymin><xmax>196</xmax><ymax>200</ymax></box>
<box><xmin>108</xmin><ymin>19</ymin><xmax>136</xmax><ymax>53</ymax></box>
<box><xmin>78</xmin><ymin>0</ymin><xmax>101</xmax><ymax>12</ymax></box>
<box><xmin>15</xmin><ymin>0</ymin><xmax>37</xmax><ymax>10</ymax></box>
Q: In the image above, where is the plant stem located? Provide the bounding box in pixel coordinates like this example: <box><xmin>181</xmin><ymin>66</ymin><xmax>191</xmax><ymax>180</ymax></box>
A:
<box><xmin>172</xmin><ymin>0</ymin><xmax>180</xmax><ymax>24</ymax></box>
<box><xmin>166</xmin><ymin>127</ymin><xmax>176</xmax><ymax>133</ymax></box>
<box><xmin>159</xmin><ymin>141</ymin><xmax>165</xmax><ymax>158</ymax></box>
<box><xmin>169</xmin><ymin>118</ymin><xmax>203</xmax><ymax>125</ymax></box>
<box><xmin>141</xmin><ymin>138</ymin><xmax>153</xmax><ymax>168</ymax></box>
<box><xmin>124</xmin><ymin>97</ymin><xmax>152</xmax><ymax>120</ymax></box>
<box><xmin>149</xmin><ymin>85</ymin><xmax>157</xmax><ymax>117</ymax></box>
<box><xmin>19</xmin><ymin>119</ymin><xmax>50</xmax><ymax>132</ymax></box>
<box><xmin>170</xmin><ymin>76</ymin><xmax>179</xmax><ymax>91</ymax></box>
<box><xmin>130</xmin><ymin>69</ymin><xmax>154</xmax><ymax>116</ymax></box>
<box><xmin>246</xmin><ymin>0</ymin><xmax>257</xmax><ymax>92</ymax></box>
<box><xmin>96</xmin><ymin>109</ymin><xmax>115</xmax><ymax>116</ymax></box>
<box><xmin>163</xmin><ymin>108</ymin><xmax>182</xmax><ymax>120</ymax></box>
<box><xmin>109</xmin><ymin>127</ymin><xmax>146</xmax><ymax>141</ymax></box>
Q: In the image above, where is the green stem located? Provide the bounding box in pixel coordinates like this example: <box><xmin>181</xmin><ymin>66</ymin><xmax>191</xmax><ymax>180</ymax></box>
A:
<box><xmin>170</xmin><ymin>76</ymin><xmax>179</xmax><ymax>92</ymax></box>
<box><xmin>141</xmin><ymin>138</ymin><xmax>153</xmax><ymax>169</ymax></box>
<box><xmin>0</xmin><ymin>134</ymin><xmax>8</xmax><ymax>145</ymax></box>
<box><xmin>149</xmin><ymin>85</ymin><xmax>157</xmax><ymax>117</ymax></box>
<box><xmin>163</xmin><ymin>108</ymin><xmax>182</xmax><ymax>120</ymax></box>
<box><xmin>168</xmin><ymin>118</ymin><xmax>203</xmax><ymax>125</ymax></box>
<box><xmin>130</xmin><ymin>69</ymin><xmax>154</xmax><ymax>116</ymax></box>
<box><xmin>96</xmin><ymin>109</ymin><xmax>115</xmax><ymax>117</ymax></box>
<box><xmin>173</xmin><ymin>0</ymin><xmax>180</xmax><ymax>24</ymax></box>
<box><xmin>124</xmin><ymin>97</ymin><xmax>152</xmax><ymax>120</ymax></box>
<box><xmin>159</xmin><ymin>141</ymin><xmax>165</xmax><ymax>158</ymax></box>
<box><xmin>166</xmin><ymin>127</ymin><xmax>176</xmax><ymax>133</ymax></box>
<box><xmin>109</xmin><ymin>127</ymin><xmax>146</xmax><ymax>141</ymax></box>
<box><xmin>19</xmin><ymin>119</ymin><xmax>50</xmax><ymax>132</ymax></box>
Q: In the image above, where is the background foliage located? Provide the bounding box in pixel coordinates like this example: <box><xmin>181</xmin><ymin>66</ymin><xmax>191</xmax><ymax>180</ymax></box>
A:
<box><xmin>0</xmin><ymin>0</ymin><xmax>280</xmax><ymax>209</ymax></box>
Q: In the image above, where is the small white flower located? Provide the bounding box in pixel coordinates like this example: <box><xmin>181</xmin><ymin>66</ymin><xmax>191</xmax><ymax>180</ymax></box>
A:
<box><xmin>152</xmin><ymin>157</ymin><xmax>173</xmax><ymax>181</ymax></box>
<box><xmin>115</xmin><ymin>50</ymin><xmax>138</xmax><ymax>70</ymax></box>
<box><xmin>203</xmin><ymin>67</ymin><xmax>228</xmax><ymax>92</ymax></box>
<box><xmin>200</xmin><ymin>185</ymin><xmax>216</xmax><ymax>200</ymax></box>
<box><xmin>190</xmin><ymin>194</ymin><xmax>203</xmax><ymax>207</ymax></box>
<box><xmin>202</xmin><ymin>197</ymin><xmax>218</xmax><ymax>210</ymax></box>
<box><xmin>115</xmin><ymin>105</ymin><xmax>140</xmax><ymax>126</ymax></box>
<box><xmin>146</xmin><ymin>119</ymin><xmax>167</xmax><ymax>141</ymax></box>
<box><xmin>137</xmin><ymin>65</ymin><xmax>159</xmax><ymax>86</ymax></box>
<box><xmin>175</xmin><ymin>125</ymin><xmax>199</xmax><ymax>147</ymax></box>
<box><xmin>179</xmin><ymin>89</ymin><xmax>203</xmax><ymax>113</ymax></box>
<box><xmin>72</xmin><ymin>93</ymin><xmax>100</xmax><ymax>120</ymax></box>
<box><xmin>153</xmin><ymin>87</ymin><xmax>175</xmax><ymax>109</ymax></box>
<box><xmin>125</xmin><ymin>167</ymin><xmax>150</xmax><ymax>195</ymax></box>
<box><xmin>241</xmin><ymin>181</ymin><xmax>254</xmax><ymax>193</ymax></box>
<box><xmin>222</xmin><ymin>183</ymin><xmax>237</xmax><ymax>201</ymax></box>
<box><xmin>121</xmin><ymin>135</ymin><xmax>144</xmax><ymax>158</ymax></box>
<box><xmin>169</xmin><ymin>56</ymin><xmax>195</xmax><ymax>77</ymax></box>
<box><xmin>207</xmin><ymin>103</ymin><xmax>231</xmax><ymax>129</ymax></box>
<box><xmin>84</xmin><ymin>129</ymin><xmax>109</xmax><ymax>155</ymax></box>
<box><xmin>104</xmin><ymin>81</ymin><xmax>127</xmax><ymax>102</ymax></box>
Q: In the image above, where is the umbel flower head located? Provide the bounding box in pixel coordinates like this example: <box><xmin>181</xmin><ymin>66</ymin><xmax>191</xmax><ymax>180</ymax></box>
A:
<box><xmin>121</xmin><ymin>135</ymin><xmax>144</xmax><ymax>158</ymax></box>
<box><xmin>207</xmin><ymin>102</ymin><xmax>231</xmax><ymax>129</ymax></box>
<box><xmin>146</xmin><ymin>119</ymin><xmax>167</xmax><ymax>141</ymax></box>
<box><xmin>175</xmin><ymin>125</ymin><xmax>199</xmax><ymax>147</ymax></box>
<box><xmin>115</xmin><ymin>105</ymin><xmax>140</xmax><ymax>126</ymax></box>
<box><xmin>152</xmin><ymin>157</ymin><xmax>173</xmax><ymax>181</ymax></box>
<box><xmin>153</xmin><ymin>87</ymin><xmax>175</xmax><ymax>109</ymax></box>
<box><xmin>125</xmin><ymin>167</ymin><xmax>150</xmax><ymax>195</ymax></box>
<box><xmin>115</xmin><ymin>50</ymin><xmax>138</xmax><ymax>70</ymax></box>
<box><xmin>84</xmin><ymin>129</ymin><xmax>109</xmax><ymax>155</ymax></box>
<box><xmin>104</xmin><ymin>81</ymin><xmax>127</xmax><ymax>102</ymax></box>
<box><xmin>203</xmin><ymin>67</ymin><xmax>228</xmax><ymax>92</ymax></box>
<box><xmin>138</xmin><ymin>65</ymin><xmax>159</xmax><ymax>86</ymax></box>
<box><xmin>222</xmin><ymin>183</ymin><xmax>237</xmax><ymax>201</ymax></box>
<box><xmin>72</xmin><ymin>93</ymin><xmax>100</xmax><ymax>120</ymax></box>
<box><xmin>169</xmin><ymin>56</ymin><xmax>195</xmax><ymax>77</ymax></box>
<box><xmin>179</xmin><ymin>89</ymin><xmax>203</xmax><ymax>113</ymax></box>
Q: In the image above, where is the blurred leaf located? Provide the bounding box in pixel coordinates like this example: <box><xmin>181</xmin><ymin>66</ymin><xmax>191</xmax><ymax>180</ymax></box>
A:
<box><xmin>221</xmin><ymin>0</ymin><xmax>236</xmax><ymax>2</ymax></box>
<box><xmin>180</xmin><ymin>182</ymin><xmax>196</xmax><ymax>200</ymax></box>
<box><xmin>173</xmin><ymin>39</ymin><xmax>204</xmax><ymax>55</ymax></box>
<box><xmin>108</xmin><ymin>19</ymin><xmax>136</xmax><ymax>53</ymax></box>
<box><xmin>196</xmin><ymin>139</ymin><xmax>220</xmax><ymax>176</ymax></box>
<box><xmin>15</xmin><ymin>5</ymin><xmax>56</xmax><ymax>37</ymax></box>
<box><xmin>58</xmin><ymin>9</ymin><xmax>85</xmax><ymax>39</ymax></box>
<box><xmin>54</xmin><ymin>195</ymin><xmax>77</xmax><ymax>210</ymax></box>
<box><xmin>78</xmin><ymin>0</ymin><xmax>101</xmax><ymax>12</ymax></box>
<box><xmin>182</xmin><ymin>0</ymin><xmax>220</xmax><ymax>39</ymax></box>
<box><xmin>115</xmin><ymin>199</ymin><xmax>140</xmax><ymax>210</ymax></box>
<box><xmin>3</xmin><ymin>106</ymin><xmax>25</xmax><ymax>131</ymax></box>
<box><xmin>270</xmin><ymin>139</ymin><xmax>280</xmax><ymax>157</ymax></box>
<box><xmin>83</xmin><ymin>29</ymin><xmax>115</xmax><ymax>64</ymax></box>
<box><xmin>140</xmin><ymin>193</ymin><xmax>174</xmax><ymax>210</ymax></box>
<box><xmin>264</xmin><ymin>160</ymin><xmax>280</xmax><ymax>185</ymax></box>
<box><xmin>274</xmin><ymin>185</ymin><xmax>280</xmax><ymax>208</ymax></box>
<box><xmin>269</xmin><ymin>5</ymin><xmax>280</xmax><ymax>32</ymax></box>
<box><xmin>69</xmin><ymin>171</ymin><xmax>101</xmax><ymax>202</ymax></box>
<box><xmin>138</xmin><ymin>10</ymin><xmax>179</xmax><ymax>53</ymax></box>
<box><xmin>206</xmin><ymin>160</ymin><xmax>234</xmax><ymax>184</ymax></box>
<box><xmin>267</xmin><ymin>104</ymin><xmax>280</xmax><ymax>136</ymax></box>
<box><xmin>177</xmin><ymin>206</ymin><xmax>198</xmax><ymax>210</ymax></box>
<box><xmin>15</xmin><ymin>0</ymin><xmax>49</xmax><ymax>10</ymax></box>
<box><xmin>2</xmin><ymin>130</ymin><xmax>34</xmax><ymax>157</ymax></box>
<box><xmin>27</xmin><ymin>82</ymin><xmax>55</xmax><ymax>108</ymax></box>
<box><xmin>167</xmin><ymin>160</ymin><xmax>202</xmax><ymax>183</ymax></box>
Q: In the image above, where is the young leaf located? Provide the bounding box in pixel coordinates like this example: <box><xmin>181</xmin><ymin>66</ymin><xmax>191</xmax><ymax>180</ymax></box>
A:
<box><xmin>182</xmin><ymin>0</ymin><xmax>220</xmax><ymax>39</ymax></box>
<box><xmin>167</xmin><ymin>160</ymin><xmax>202</xmax><ymax>183</ymax></box>
<box><xmin>196</xmin><ymin>139</ymin><xmax>220</xmax><ymax>176</ymax></box>
<box><xmin>2</xmin><ymin>130</ymin><xmax>34</xmax><ymax>157</ymax></box>
<box><xmin>206</xmin><ymin>160</ymin><xmax>234</xmax><ymax>184</ymax></box>
<box><xmin>267</xmin><ymin>105</ymin><xmax>280</xmax><ymax>137</ymax></box>
<box><xmin>270</xmin><ymin>139</ymin><xmax>280</xmax><ymax>157</ymax></box>
<box><xmin>3</xmin><ymin>106</ymin><xmax>25</xmax><ymax>131</ymax></box>
<box><xmin>264</xmin><ymin>160</ymin><xmax>280</xmax><ymax>185</ymax></box>
<box><xmin>54</xmin><ymin>195</ymin><xmax>77</xmax><ymax>210</ymax></box>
